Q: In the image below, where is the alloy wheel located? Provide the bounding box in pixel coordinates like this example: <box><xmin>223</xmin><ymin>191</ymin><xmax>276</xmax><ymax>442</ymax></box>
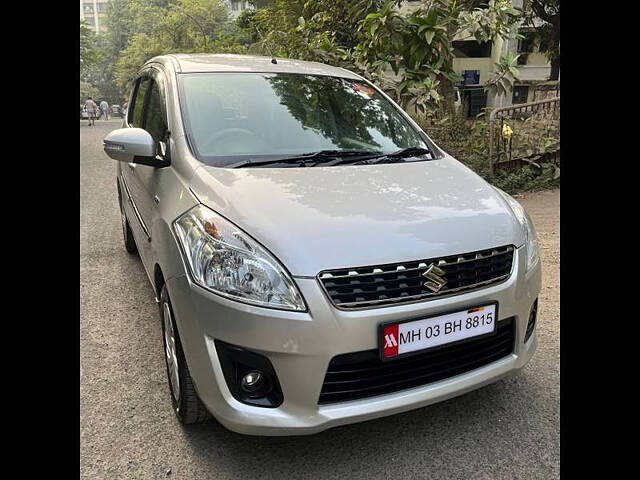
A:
<box><xmin>162</xmin><ymin>302</ymin><xmax>181</xmax><ymax>404</ymax></box>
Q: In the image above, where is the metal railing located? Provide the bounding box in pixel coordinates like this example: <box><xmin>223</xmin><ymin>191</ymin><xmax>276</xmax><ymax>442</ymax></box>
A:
<box><xmin>488</xmin><ymin>97</ymin><xmax>560</xmax><ymax>173</ymax></box>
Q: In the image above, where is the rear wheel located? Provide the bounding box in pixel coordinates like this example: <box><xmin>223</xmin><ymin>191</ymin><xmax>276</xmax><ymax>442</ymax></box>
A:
<box><xmin>160</xmin><ymin>285</ymin><xmax>211</xmax><ymax>424</ymax></box>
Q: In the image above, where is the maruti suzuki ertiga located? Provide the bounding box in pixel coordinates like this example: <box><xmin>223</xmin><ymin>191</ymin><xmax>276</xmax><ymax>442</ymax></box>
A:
<box><xmin>103</xmin><ymin>54</ymin><xmax>541</xmax><ymax>435</ymax></box>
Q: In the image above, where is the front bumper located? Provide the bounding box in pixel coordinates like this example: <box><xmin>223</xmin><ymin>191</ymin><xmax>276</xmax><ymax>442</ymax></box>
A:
<box><xmin>166</xmin><ymin>246</ymin><xmax>541</xmax><ymax>435</ymax></box>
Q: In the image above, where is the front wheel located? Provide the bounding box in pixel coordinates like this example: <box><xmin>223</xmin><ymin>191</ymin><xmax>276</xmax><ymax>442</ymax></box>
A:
<box><xmin>159</xmin><ymin>285</ymin><xmax>211</xmax><ymax>424</ymax></box>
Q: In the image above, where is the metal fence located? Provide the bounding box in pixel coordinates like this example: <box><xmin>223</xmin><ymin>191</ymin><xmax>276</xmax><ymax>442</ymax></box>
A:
<box><xmin>488</xmin><ymin>96</ymin><xmax>560</xmax><ymax>173</ymax></box>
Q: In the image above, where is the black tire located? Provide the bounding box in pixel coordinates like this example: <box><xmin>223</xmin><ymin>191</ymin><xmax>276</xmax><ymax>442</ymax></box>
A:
<box><xmin>122</xmin><ymin>217</ymin><xmax>138</xmax><ymax>254</ymax></box>
<box><xmin>159</xmin><ymin>285</ymin><xmax>211</xmax><ymax>424</ymax></box>
<box><xmin>117</xmin><ymin>185</ymin><xmax>138</xmax><ymax>255</ymax></box>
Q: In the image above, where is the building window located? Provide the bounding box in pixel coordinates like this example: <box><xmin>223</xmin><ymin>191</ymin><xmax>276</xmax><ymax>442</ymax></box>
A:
<box><xmin>97</xmin><ymin>3</ymin><xmax>108</xmax><ymax>13</ymax></box>
<box><xmin>512</xmin><ymin>86</ymin><xmax>529</xmax><ymax>104</ymax></box>
<box><xmin>517</xmin><ymin>33</ymin><xmax>536</xmax><ymax>54</ymax></box>
<box><xmin>85</xmin><ymin>17</ymin><xmax>95</xmax><ymax>27</ymax></box>
<box><xmin>230</xmin><ymin>0</ymin><xmax>250</xmax><ymax>11</ymax></box>
<box><xmin>460</xmin><ymin>87</ymin><xmax>487</xmax><ymax>118</ymax></box>
<box><xmin>461</xmin><ymin>70</ymin><xmax>480</xmax><ymax>86</ymax></box>
<box><xmin>83</xmin><ymin>4</ymin><xmax>94</xmax><ymax>15</ymax></box>
<box><xmin>452</xmin><ymin>41</ymin><xmax>492</xmax><ymax>58</ymax></box>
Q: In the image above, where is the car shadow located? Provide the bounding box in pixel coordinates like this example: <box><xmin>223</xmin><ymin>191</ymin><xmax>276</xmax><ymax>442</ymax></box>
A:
<box><xmin>177</xmin><ymin>373</ymin><xmax>543</xmax><ymax>479</ymax></box>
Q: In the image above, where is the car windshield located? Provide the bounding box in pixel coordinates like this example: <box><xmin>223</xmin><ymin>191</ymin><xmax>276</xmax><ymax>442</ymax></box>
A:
<box><xmin>178</xmin><ymin>72</ymin><xmax>435</xmax><ymax>167</ymax></box>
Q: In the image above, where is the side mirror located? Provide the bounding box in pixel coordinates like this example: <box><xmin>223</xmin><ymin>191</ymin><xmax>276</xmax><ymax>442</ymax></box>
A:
<box><xmin>103</xmin><ymin>128</ymin><xmax>169</xmax><ymax>167</ymax></box>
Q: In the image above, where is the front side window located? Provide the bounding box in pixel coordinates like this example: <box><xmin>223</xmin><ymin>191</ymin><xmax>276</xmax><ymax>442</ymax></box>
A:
<box><xmin>129</xmin><ymin>77</ymin><xmax>150</xmax><ymax>128</ymax></box>
<box><xmin>179</xmin><ymin>73</ymin><xmax>430</xmax><ymax>167</ymax></box>
<box><xmin>145</xmin><ymin>80</ymin><xmax>168</xmax><ymax>142</ymax></box>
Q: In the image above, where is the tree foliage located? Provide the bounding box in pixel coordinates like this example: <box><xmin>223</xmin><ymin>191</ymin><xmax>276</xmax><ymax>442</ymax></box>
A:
<box><xmin>355</xmin><ymin>0</ymin><xmax>521</xmax><ymax>112</ymax></box>
<box><xmin>80</xmin><ymin>80</ymin><xmax>102</xmax><ymax>104</ymax></box>
<box><xmin>88</xmin><ymin>0</ymin><xmax>531</xmax><ymax>110</ymax></box>
<box><xmin>80</xmin><ymin>21</ymin><xmax>101</xmax><ymax>79</ymax></box>
<box><xmin>115</xmin><ymin>0</ymin><xmax>238</xmax><ymax>92</ymax></box>
<box><xmin>521</xmin><ymin>0</ymin><xmax>560</xmax><ymax>80</ymax></box>
<box><xmin>242</xmin><ymin>0</ymin><xmax>522</xmax><ymax>113</ymax></box>
<box><xmin>83</xmin><ymin>0</ymin><xmax>250</xmax><ymax>101</ymax></box>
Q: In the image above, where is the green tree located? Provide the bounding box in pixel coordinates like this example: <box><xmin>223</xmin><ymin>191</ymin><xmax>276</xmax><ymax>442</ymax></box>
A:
<box><xmin>522</xmin><ymin>0</ymin><xmax>560</xmax><ymax>81</ymax></box>
<box><xmin>80</xmin><ymin>80</ymin><xmax>102</xmax><ymax>104</ymax></box>
<box><xmin>104</xmin><ymin>0</ymin><xmax>135</xmax><ymax>53</ymax></box>
<box><xmin>248</xmin><ymin>0</ymin><xmax>387</xmax><ymax>61</ymax></box>
<box><xmin>356</xmin><ymin>0</ymin><xmax>522</xmax><ymax>113</ymax></box>
<box><xmin>114</xmin><ymin>0</ymin><xmax>236</xmax><ymax>92</ymax></box>
<box><xmin>82</xmin><ymin>0</ymin><xmax>137</xmax><ymax>104</ymax></box>
<box><xmin>244</xmin><ymin>0</ymin><xmax>522</xmax><ymax>114</ymax></box>
<box><xmin>84</xmin><ymin>33</ymin><xmax>124</xmax><ymax>103</ymax></box>
<box><xmin>80</xmin><ymin>20</ymin><xmax>101</xmax><ymax>79</ymax></box>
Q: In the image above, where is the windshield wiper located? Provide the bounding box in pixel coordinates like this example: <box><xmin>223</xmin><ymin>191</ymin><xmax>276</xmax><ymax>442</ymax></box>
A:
<box><xmin>227</xmin><ymin>150</ymin><xmax>380</xmax><ymax>168</ymax></box>
<box><xmin>324</xmin><ymin>146</ymin><xmax>434</xmax><ymax>166</ymax></box>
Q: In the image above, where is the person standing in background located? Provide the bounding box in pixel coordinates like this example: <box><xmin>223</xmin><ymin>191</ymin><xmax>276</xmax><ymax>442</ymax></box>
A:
<box><xmin>84</xmin><ymin>97</ymin><xmax>98</xmax><ymax>126</ymax></box>
<box><xmin>99</xmin><ymin>99</ymin><xmax>110</xmax><ymax>120</ymax></box>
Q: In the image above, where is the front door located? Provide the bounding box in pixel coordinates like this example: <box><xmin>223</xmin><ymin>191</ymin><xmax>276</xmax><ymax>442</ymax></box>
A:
<box><xmin>121</xmin><ymin>69</ymin><xmax>171</xmax><ymax>275</ymax></box>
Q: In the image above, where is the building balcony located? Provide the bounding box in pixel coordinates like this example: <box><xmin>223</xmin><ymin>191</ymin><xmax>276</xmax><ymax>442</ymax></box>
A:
<box><xmin>518</xmin><ymin>64</ymin><xmax>552</xmax><ymax>82</ymax></box>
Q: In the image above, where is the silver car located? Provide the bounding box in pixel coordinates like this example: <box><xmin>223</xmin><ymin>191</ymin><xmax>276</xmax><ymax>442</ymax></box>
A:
<box><xmin>103</xmin><ymin>54</ymin><xmax>541</xmax><ymax>436</ymax></box>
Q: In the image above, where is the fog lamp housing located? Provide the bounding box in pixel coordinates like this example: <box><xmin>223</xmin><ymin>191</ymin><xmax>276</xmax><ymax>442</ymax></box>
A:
<box><xmin>215</xmin><ymin>340</ymin><xmax>283</xmax><ymax>408</ymax></box>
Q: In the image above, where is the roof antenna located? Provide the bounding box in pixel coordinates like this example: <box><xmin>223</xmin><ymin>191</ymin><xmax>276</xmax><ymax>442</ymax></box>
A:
<box><xmin>271</xmin><ymin>57</ymin><xmax>277</xmax><ymax>64</ymax></box>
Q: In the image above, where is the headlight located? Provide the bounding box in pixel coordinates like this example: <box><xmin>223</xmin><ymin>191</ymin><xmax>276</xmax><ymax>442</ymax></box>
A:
<box><xmin>494</xmin><ymin>188</ymin><xmax>539</xmax><ymax>272</ymax></box>
<box><xmin>173</xmin><ymin>205</ymin><xmax>306</xmax><ymax>311</ymax></box>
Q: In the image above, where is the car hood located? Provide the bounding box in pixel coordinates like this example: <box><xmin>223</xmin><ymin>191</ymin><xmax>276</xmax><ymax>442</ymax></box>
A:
<box><xmin>189</xmin><ymin>157</ymin><xmax>524</xmax><ymax>277</ymax></box>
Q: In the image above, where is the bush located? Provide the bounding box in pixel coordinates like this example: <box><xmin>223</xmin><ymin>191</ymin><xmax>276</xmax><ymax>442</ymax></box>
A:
<box><xmin>489</xmin><ymin>163</ymin><xmax>560</xmax><ymax>192</ymax></box>
<box><xmin>413</xmin><ymin>109</ymin><xmax>559</xmax><ymax>194</ymax></box>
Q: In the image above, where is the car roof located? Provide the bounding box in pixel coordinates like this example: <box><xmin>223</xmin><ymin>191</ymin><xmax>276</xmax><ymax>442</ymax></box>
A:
<box><xmin>150</xmin><ymin>53</ymin><xmax>363</xmax><ymax>80</ymax></box>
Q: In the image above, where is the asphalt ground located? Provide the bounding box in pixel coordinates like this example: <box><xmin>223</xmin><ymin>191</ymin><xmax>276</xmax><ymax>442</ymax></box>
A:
<box><xmin>80</xmin><ymin>119</ymin><xmax>560</xmax><ymax>479</ymax></box>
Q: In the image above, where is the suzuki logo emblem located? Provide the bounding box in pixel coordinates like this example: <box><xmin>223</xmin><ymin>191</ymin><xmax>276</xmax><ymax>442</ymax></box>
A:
<box><xmin>422</xmin><ymin>264</ymin><xmax>447</xmax><ymax>293</ymax></box>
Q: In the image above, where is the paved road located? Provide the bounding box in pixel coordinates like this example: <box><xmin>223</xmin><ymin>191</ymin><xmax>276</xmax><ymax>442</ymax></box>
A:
<box><xmin>80</xmin><ymin>120</ymin><xmax>560</xmax><ymax>479</ymax></box>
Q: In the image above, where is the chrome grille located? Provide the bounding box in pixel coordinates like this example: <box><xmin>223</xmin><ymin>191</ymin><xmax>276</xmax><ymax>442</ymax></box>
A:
<box><xmin>318</xmin><ymin>245</ymin><xmax>515</xmax><ymax>309</ymax></box>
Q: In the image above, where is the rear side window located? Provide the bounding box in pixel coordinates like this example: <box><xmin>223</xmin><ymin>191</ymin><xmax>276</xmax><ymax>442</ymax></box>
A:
<box><xmin>129</xmin><ymin>77</ymin><xmax>150</xmax><ymax>128</ymax></box>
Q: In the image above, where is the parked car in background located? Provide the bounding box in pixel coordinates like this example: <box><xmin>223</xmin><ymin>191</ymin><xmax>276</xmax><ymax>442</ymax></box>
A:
<box><xmin>112</xmin><ymin>104</ymin><xmax>122</xmax><ymax>117</ymax></box>
<box><xmin>103</xmin><ymin>54</ymin><xmax>541</xmax><ymax>436</ymax></box>
<box><xmin>80</xmin><ymin>105</ymin><xmax>88</xmax><ymax>119</ymax></box>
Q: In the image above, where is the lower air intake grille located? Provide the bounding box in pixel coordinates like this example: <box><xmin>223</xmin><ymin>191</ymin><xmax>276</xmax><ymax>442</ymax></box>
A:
<box><xmin>318</xmin><ymin>245</ymin><xmax>515</xmax><ymax>309</ymax></box>
<box><xmin>318</xmin><ymin>318</ymin><xmax>515</xmax><ymax>405</ymax></box>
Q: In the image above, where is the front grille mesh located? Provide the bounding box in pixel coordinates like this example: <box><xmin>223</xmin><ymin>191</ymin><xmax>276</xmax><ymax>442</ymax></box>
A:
<box><xmin>318</xmin><ymin>245</ymin><xmax>515</xmax><ymax>309</ymax></box>
<box><xmin>318</xmin><ymin>318</ymin><xmax>515</xmax><ymax>405</ymax></box>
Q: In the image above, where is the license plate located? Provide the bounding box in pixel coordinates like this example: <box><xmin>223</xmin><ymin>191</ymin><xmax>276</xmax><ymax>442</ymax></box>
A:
<box><xmin>379</xmin><ymin>303</ymin><xmax>498</xmax><ymax>361</ymax></box>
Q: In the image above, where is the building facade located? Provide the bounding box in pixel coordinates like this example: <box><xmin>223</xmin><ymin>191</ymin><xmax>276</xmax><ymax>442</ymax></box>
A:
<box><xmin>404</xmin><ymin>0</ymin><xmax>555</xmax><ymax>116</ymax></box>
<box><xmin>227</xmin><ymin>0</ymin><xmax>253</xmax><ymax>19</ymax></box>
<box><xmin>80</xmin><ymin>0</ymin><xmax>110</xmax><ymax>33</ymax></box>
<box><xmin>451</xmin><ymin>0</ymin><xmax>554</xmax><ymax>115</ymax></box>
